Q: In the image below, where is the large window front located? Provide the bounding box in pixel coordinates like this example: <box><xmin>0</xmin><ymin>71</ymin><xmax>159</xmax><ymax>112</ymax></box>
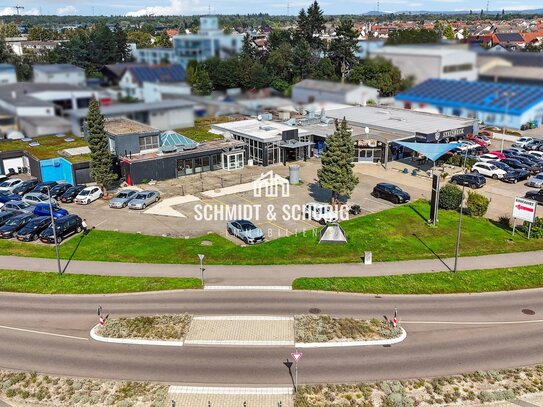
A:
<box><xmin>139</xmin><ymin>135</ymin><xmax>159</xmax><ymax>151</ymax></box>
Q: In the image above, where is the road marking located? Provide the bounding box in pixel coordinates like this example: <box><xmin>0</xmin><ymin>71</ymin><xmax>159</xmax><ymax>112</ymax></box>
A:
<box><xmin>264</xmin><ymin>221</ymin><xmax>291</xmax><ymax>235</ymax></box>
<box><xmin>0</xmin><ymin>325</ymin><xmax>88</xmax><ymax>341</ymax></box>
<box><xmin>94</xmin><ymin>219</ymin><xmax>107</xmax><ymax>228</ymax></box>
<box><xmin>235</xmin><ymin>194</ymin><xmax>256</xmax><ymax>205</ymax></box>
<box><xmin>402</xmin><ymin>319</ymin><xmax>543</xmax><ymax>326</ymax></box>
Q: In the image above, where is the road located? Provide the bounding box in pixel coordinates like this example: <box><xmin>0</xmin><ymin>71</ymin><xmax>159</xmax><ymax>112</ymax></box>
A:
<box><xmin>0</xmin><ymin>289</ymin><xmax>542</xmax><ymax>385</ymax></box>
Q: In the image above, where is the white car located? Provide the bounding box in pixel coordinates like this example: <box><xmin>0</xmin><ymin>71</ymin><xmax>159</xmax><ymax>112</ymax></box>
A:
<box><xmin>303</xmin><ymin>202</ymin><xmax>339</xmax><ymax>224</ymax></box>
<box><xmin>456</xmin><ymin>141</ymin><xmax>478</xmax><ymax>151</ymax></box>
<box><xmin>478</xmin><ymin>153</ymin><xmax>503</xmax><ymax>163</ymax></box>
<box><xmin>74</xmin><ymin>186</ymin><xmax>102</xmax><ymax>205</ymax></box>
<box><xmin>512</xmin><ymin>137</ymin><xmax>534</xmax><ymax>148</ymax></box>
<box><xmin>528</xmin><ymin>151</ymin><xmax>543</xmax><ymax>160</ymax></box>
<box><xmin>472</xmin><ymin>162</ymin><xmax>507</xmax><ymax>179</ymax></box>
<box><xmin>0</xmin><ymin>178</ymin><xmax>22</xmax><ymax>193</ymax></box>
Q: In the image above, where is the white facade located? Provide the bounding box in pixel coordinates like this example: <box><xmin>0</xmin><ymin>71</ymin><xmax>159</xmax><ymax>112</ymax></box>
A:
<box><xmin>33</xmin><ymin>64</ymin><xmax>86</xmax><ymax>87</ymax></box>
<box><xmin>371</xmin><ymin>45</ymin><xmax>478</xmax><ymax>85</ymax></box>
<box><xmin>292</xmin><ymin>79</ymin><xmax>379</xmax><ymax>105</ymax></box>
<box><xmin>142</xmin><ymin>82</ymin><xmax>191</xmax><ymax>103</ymax></box>
<box><xmin>148</xmin><ymin>106</ymin><xmax>194</xmax><ymax>130</ymax></box>
<box><xmin>119</xmin><ymin>70</ymin><xmax>143</xmax><ymax>100</ymax></box>
<box><xmin>0</xmin><ymin>64</ymin><xmax>17</xmax><ymax>85</ymax></box>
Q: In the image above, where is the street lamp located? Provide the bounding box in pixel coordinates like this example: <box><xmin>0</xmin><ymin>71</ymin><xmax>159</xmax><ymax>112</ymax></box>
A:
<box><xmin>500</xmin><ymin>91</ymin><xmax>516</xmax><ymax>154</ymax></box>
<box><xmin>453</xmin><ymin>148</ymin><xmax>469</xmax><ymax>272</ymax></box>
<box><xmin>197</xmin><ymin>253</ymin><xmax>205</xmax><ymax>287</ymax></box>
<box><xmin>45</xmin><ymin>185</ymin><xmax>62</xmax><ymax>275</ymax></box>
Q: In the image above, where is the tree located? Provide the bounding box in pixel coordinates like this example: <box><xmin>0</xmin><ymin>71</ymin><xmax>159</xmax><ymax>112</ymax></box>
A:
<box><xmin>127</xmin><ymin>30</ymin><xmax>152</xmax><ymax>49</ymax></box>
<box><xmin>0</xmin><ymin>23</ymin><xmax>19</xmax><ymax>38</ymax></box>
<box><xmin>268</xmin><ymin>29</ymin><xmax>293</xmax><ymax>52</ymax></box>
<box><xmin>443</xmin><ymin>24</ymin><xmax>455</xmax><ymax>40</ymax></box>
<box><xmin>386</xmin><ymin>28</ymin><xmax>441</xmax><ymax>45</ymax></box>
<box><xmin>156</xmin><ymin>30</ymin><xmax>172</xmax><ymax>48</ymax></box>
<box><xmin>305</xmin><ymin>0</ymin><xmax>326</xmax><ymax>50</ymax></box>
<box><xmin>348</xmin><ymin>57</ymin><xmax>412</xmax><ymax>97</ymax></box>
<box><xmin>438</xmin><ymin>184</ymin><xmax>463</xmax><ymax>210</ymax></box>
<box><xmin>317</xmin><ymin>118</ymin><xmax>359</xmax><ymax>204</ymax></box>
<box><xmin>292</xmin><ymin>39</ymin><xmax>313</xmax><ymax>80</ymax></box>
<box><xmin>266</xmin><ymin>43</ymin><xmax>294</xmax><ymax>82</ymax></box>
<box><xmin>114</xmin><ymin>23</ymin><xmax>130</xmax><ymax>62</ymax></box>
<box><xmin>86</xmin><ymin>98</ymin><xmax>117</xmax><ymax>194</ymax></box>
<box><xmin>240</xmin><ymin>34</ymin><xmax>254</xmax><ymax>59</ymax></box>
<box><xmin>328</xmin><ymin>19</ymin><xmax>360</xmax><ymax>77</ymax></box>
<box><xmin>311</xmin><ymin>57</ymin><xmax>338</xmax><ymax>81</ymax></box>
<box><xmin>27</xmin><ymin>27</ymin><xmax>58</xmax><ymax>42</ymax></box>
<box><xmin>192</xmin><ymin>67</ymin><xmax>213</xmax><ymax>96</ymax></box>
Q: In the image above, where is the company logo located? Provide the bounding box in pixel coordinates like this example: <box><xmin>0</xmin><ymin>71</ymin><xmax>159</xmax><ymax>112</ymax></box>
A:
<box><xmin>253</xmin><ymin>170</ymin><xmax>290</xmax><ymax>198</ymax></box>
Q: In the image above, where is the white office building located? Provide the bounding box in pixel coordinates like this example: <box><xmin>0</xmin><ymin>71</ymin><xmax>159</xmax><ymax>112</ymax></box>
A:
<box><xmin>33</xmin><ymin>64</ymin><xmax>86</xmax><ymax>87</ymax></box>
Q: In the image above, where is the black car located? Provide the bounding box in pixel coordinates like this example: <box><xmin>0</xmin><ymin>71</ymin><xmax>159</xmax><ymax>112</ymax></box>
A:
<box><xmin>0</xmin><ymin>213</ymin><xmax>35</xmax><ymax>239</ymax></box>
<box><xmin>0</xmin><ymin>210</ymin><xmax>21</xmax><ymax>226</ymax></box>
<box><xmin>450</xmin><ymin>173</ymin><xmax>486</xmax><ymax>188</ymax></box>
<box><xmin>12</xmin><ymin>179</ymin><xmax>38</xmax><ymax>195</ymax></box>
<box><xmin>60</xmin><ymin>185</ymin><xmax>86</xmax><ymax>203</ymax></box>
<box><xmin>372</xmin><ymin>183</ymin><xmax>410</xmax><ymax>204</ymax></box>
<box><xmin>39</xmin><ymin>214</ymin><xmax>84</xmax><ymax>244</ymax></box>
<box><xmin>501</xmin><ymin>158</ymin><xmax>532</xmax><ymax>172</ymax></box>
<box><xmin>472</xmin><ymin>145</ymin><xmax>489</xmax><ymax>156</ymax></box>
<box><xmin>48</xmin><ymin>183</ymin><xmax>72</xmax><ymax>199</ymax></box>
<box><xmin>503</xmin><ymin>170</ymin><xmax>530</xmax><ymax>183</ymax></box>
<box><xmin>525</xmin><ymin>189</ymin><xmax>543</xmax><ymax>204</ymax></box>
<box><xmin>31</xmin><ymin>181</ymin><xmax>58</xmax><ymax>195</ymax></box>
<box><xmin>15</xmin><ymin>216</ymin><xmax>51</xmax><ymax>242</ymax></box>
<box><xmin>502</xmin><ymin>149</ymin><xmax>521</xmax><ymax>158</ymax></box>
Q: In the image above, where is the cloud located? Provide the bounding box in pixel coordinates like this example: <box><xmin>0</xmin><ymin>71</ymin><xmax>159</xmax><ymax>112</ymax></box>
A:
<box><xmin>126</xmin><ymin>0</ymin><xmax>201</xmax><ymax>16</ymax></box>
<box><xmin>0</xmin><ymin>7</ymin><xmax>39</xmax><ymax>16</ymax></box>
<box><xmin>501</xmin><ymin>4</ymin><xmax>537</xmax><ymax>10</ymax></box>
<box><xmin>57</xmin><ymin>5</ymin><xmax>77</xmax><ymax>15</ymax></box>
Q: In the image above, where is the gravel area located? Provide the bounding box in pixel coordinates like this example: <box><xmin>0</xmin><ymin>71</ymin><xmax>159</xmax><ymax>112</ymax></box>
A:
<box><xmin>97</xmin><ymin>314</ymin><xmax>192</xmax><ymax>340</ymax></box>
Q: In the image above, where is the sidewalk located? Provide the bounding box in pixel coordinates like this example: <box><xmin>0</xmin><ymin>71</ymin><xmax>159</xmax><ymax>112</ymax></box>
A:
<box><xmin>1</xmin><ymin>250</ymin><xmax>543</xmax><ymax>286</ymax></box>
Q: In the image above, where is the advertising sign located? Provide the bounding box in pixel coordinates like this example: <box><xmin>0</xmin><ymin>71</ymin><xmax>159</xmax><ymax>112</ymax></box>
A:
<box><xmin>512</xmin><ymin>197</ymin><xmax>537</xmax><ymax>223</ymax></box>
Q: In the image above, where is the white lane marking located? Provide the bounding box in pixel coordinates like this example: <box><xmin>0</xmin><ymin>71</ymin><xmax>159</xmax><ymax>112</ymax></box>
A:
<box><xmin>94</xmin><ymin>219</ymin><xmax>107</xmax><ymax>228</ymax></box>
<box><xmin>403</xmin><ymin>319</ymin><xmax>543</xmax><ymax>326</ymax></box>
<box><xmin>0</xmin><ymin>324</ymin><xmax>89</xmax><ymax>341</ymax></box>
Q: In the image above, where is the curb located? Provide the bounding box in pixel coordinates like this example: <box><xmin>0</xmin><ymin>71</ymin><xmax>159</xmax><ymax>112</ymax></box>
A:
<box><xmin>295</xmin><ymin>327</ymin><xmax>407</xmax><ymax>348</ymax></box>
<box><xmin>90</xmin><ymin>325</ymin><xmax>185</xmax><ymax>347</ymax></box>
<box><xmin>204</xmin><ymin>285</ymin><xmax>292</xmax><ymax>291</ymax></box>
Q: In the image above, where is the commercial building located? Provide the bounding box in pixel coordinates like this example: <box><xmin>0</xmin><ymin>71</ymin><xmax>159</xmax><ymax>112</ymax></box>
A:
<box><xmin>396</xmin><ymin>79</ymin><xmax>543</xmax><ymax>129</ymax></box>
<box><xmin>292</xmin><ymin>79</ymin><xmax>379</xmax><ymax>105</ymax></box>
<box><xmin>104</xmin><ymin>118</ymin><xmax>246</xmax><ymax>184</ymax></box>
<box><xmin>370</xmin><ymin>45</ymin><xmax>478</xmax><ymax>85</ymax></box>
<box><xmin>134</xmin><ymin>17</ymin><xmax>244</xmax><ymax>68</ymax></box>
<box><xmin>33</xmin><ymin>64</ymin><xmax>86</xmax><ymax>87</ymax></box>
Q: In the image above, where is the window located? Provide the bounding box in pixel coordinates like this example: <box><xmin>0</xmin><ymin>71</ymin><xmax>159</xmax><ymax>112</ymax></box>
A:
<box><xmin>443</xmin><ymin>64</ymin><xmax>473</xmax><ymax>73</ymax></box>
<box><xmin>139</xmin><ymin>135</ymin><xmax>159</xmax><ymax>151</ymax></box>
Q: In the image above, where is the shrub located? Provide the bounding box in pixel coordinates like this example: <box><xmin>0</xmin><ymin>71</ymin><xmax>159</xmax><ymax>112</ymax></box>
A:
<box><xmin>466</xmin><ymin>191</ymin><xmax>489</xmax><ymax>217</ymax></box>
<box><xmin>445</xmin><ymin>154</ymin><xmax>478</xmax><ymax>168</ymax></box>
<box><xmin>498</xmin><ymin>215</ymin><xmax>510</xmax><ymax>228</ymax></box>
<box><xmin>439</xmin><ymin>184</ymin><xmax>463</xmax><ymax>210</ymax></box>
<box><xmin>519</xmin><ymin>217</ymin><xmax>543</xmax><ymax>238</ymax></box>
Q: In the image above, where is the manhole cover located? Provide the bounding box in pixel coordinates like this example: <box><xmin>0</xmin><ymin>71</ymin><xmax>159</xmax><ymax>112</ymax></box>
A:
<box><xmin>309</xmin><ymin>308</ymin><xmax>321</xmax><ymax>314</ymax></box>
<box><xmin>522</xmin><ymin>309</ymin><xmax>536</xmax><ymax>315</ymax></box>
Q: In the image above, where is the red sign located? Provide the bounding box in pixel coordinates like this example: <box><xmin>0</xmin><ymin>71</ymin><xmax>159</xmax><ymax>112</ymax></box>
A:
<box><xmin>292</xmin><ymin>351</ymin><xmax>302</xmax><ymax>363</ymax></box>
<box><xmin>515</xmin><ymin>204</ymin><xmax>534</xmax><ymax>212</ymax></box>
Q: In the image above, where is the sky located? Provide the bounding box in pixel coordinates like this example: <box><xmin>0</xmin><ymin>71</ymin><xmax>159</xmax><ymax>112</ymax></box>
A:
<box><xmin>0</xmin><ymin>0</ymin><xmax>540</xmax><ymax>17</ymax></box>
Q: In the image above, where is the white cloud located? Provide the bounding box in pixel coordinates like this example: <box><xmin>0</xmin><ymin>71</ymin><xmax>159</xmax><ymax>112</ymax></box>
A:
<box><xmin>57</xmin><ymin>5</ymin><xmax>77</xmax><ymax>15</ymax></box>
<box><xmin>0</xmin><ymin>7</ymin><xmax>39</xmax><ymax>16</ymax></box>
<box><xmin>126</xmin><ymin>0</ymin><xmax>201</xmax><ymax>16</ymax></box>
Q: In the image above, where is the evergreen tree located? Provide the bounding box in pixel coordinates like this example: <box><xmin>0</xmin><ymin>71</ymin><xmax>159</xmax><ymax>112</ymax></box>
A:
<box><xmin>292</xmin><ymin>39</ymin><xmax>313</xmax><ymax>79</ymax></box>
<box><xmin>156</xmin><ymin>30</ymin><xmax>172</xmax><ymax>48</ymax></box>
<box><xmin>349</xmin><ymin>57</ymin><xmax>411</xmax><ymax>97</ymax></box>
<box><xmin>317</xmin><ymin>118</ymin><xmax>359</xmax><ymax>203</ymax></box>
<box><xmin>328</xmin><ymin>19</ymin><xmax>359</xmax><ymax>77</ymax></box>
<box><xmin>306</xmin><ymin>1</ymin><xmax>326</xmax><ymax>50</ymax></box>
<box><xmin>443</xmin><ymin>24</ymin><xmax>455</xmax><ymax>40</ymax></box>
<box><xmin>240</xmin><ymin>34</ymin><xmax>254</xmax><ymax>59</ymax></box>
<box><xmin>114</xmin><ymin>23</ymin><xmax>129</xmax><ymax>62</ymax></box>
<box><xmin>266</xmin><ymin>43</ymin><xmax>294</xmax><ymax>82</ymax></box>
<box><xmin>192</xmin><ymin>67</ymin><xmax>213</xmax><ymax>96</ymax></box>
<box><xmin>86</xmin><ymin>98</ymin><xmax>116</xmax><ymax>194</ymax></box>
<box><xmin>311</xmin><ymin>57</ymin><xmax>338</xmax><ymax>81</ymax></box>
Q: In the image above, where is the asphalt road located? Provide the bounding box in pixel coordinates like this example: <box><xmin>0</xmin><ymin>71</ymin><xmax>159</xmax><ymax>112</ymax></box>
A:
<box><xmin>1</xmin><ymin>289</ymin><xmax>542</xmax><ymax>385</ymax></box>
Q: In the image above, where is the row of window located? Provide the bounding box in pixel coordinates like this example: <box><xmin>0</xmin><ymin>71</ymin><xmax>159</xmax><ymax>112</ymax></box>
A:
<box><xmin>443</xmin><ymin>63</ymin><xmax>473</xmax><ymax>73</ymax></box>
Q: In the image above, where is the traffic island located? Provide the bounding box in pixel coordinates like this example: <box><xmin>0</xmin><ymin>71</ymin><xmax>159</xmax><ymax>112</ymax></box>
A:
<box><xmin>91</xmin><ymin>314</ymin><xmax>406</xmax><ymax>348</ymax></box>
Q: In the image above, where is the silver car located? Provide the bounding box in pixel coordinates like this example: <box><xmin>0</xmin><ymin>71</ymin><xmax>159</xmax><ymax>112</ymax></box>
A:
<box><xmin>22</xmin><ymin>192</ymin><xmax>56</xmax><ymax>206</ymax></box>
<box><xmin>127</xmin><ymin>190</ymin><xmax>160</xmax><ymax>210</ymax></box>
<box><xmin>109</xmin><ymin>189</ymin><xmax>138</xmax><ymax>209</ymax></box>
<box><xmin>1</xmin><ymin>200</ymin><xmax>33</xmax><ymax>213</ymax></box>
<box><xmin>227</xmin><ymin>219</ymin><xmax>265</xmax><ymax>244</ymax></box>
<box><xmin>526</xmin><ymin>173</ymin><xmax>543</xmax><ymax>188</ymax></box>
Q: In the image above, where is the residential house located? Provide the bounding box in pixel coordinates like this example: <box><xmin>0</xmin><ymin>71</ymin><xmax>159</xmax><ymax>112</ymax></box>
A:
<box><xmin>33</xmin><ymin>64</ymin><xmax>86</xmax><ymax>87</ymax></box>
<box><xmin>118</xmin><ymin>64</ymin><xmax>186</xmax><ymax>101</ymax></box>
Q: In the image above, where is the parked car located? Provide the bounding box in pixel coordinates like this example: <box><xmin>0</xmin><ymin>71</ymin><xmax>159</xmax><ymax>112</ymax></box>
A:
<box><xmin>512</xmin><ymin>137</ymin><xmax>534</xmax><ymax>148</ymax></box>
<box><xmin>31</xmin><ymin>181</ymin><xmax>58</xmax><ymax>195</ymax></box>
<box><xmin>1</xmin><ymin>200</ymin><xmax>33</xmax><ymax>213</ymax></box>
<box><xmin>226</xmin><ymin>220</ymin><xmax>265</xmax><ymax>244</ymax></box>
<box><xmin>488</xmin><ymin>151</ymin><xmax>506</xmax><ymax>160</ymax></box>
<box><xmin>48</xmin><ymin>183</ymin><xmax>72</xmax><ymax>199</ymax></box>
<box><xmin>0</xmin><ymin>174</ymin><xmax>8</xmax><ymax>183</ymax></box>
<box><xmin>450</xmin><ymin>173</ymin><xmax>486</xmax><ymax>188</ymax></box>
<box><xmin>478</xmin><ymin>153</ymin><xmax>503</xmax><ymax>163</ymax></box>
<box><xmin>526</xmin><ymin>173</ymin><xmax>543</xmax><ymax>188</ymax></box>
<box><xmin>471</xmin><ymin>162</ymin><xmax>507</xmax><ymax>179</ymax></box>
<box><xmin>33</xmin><ymin>202</ymin><xmax>69</xmax><ymax>218</ymax></box>
<box><xmin>74</xmin><ymin>186</ymin><xmax>102</xmax><ymax>205</ymax></box>
<box><xmin>500</xmin><ymin>158</ymin><xmax>533</xmax><ymax>172</ymax></box>
<box><xmin>456</xmin><ymin>140</ymin><xmax>479</xmax><ymax>151</ymax></box>
<box><xmin>528</xmin><ymin>151</ymin><xmax>543</xmax><ymax>160</ymax></box>
<box><xmin>467</xmin><ymin>134</ymin><xmax>491</xmax><ymax>146</ymax></box>
<box><xmin>525</xmin><ymin>189</ymin><xmax>543</xmax><ymax>204</ymax></box>
<box><xmin>502</xmin><ymin>170</ymin><xmax>530</xmax><ymax>184</ymax></box>
<box><xmin>127</xmin><ymin>190</ymin><xmax>160</xmax><ymax>210</ymax></box>
<box><xmin>0</xmin><ymin>213</ymin><xmax>35</xmax><ymax>239</ymax></box>
<box><xmin>372</xmin><ymin>183</ymin><xmax>411</xmax><ymax>204</ymax></box>
<box><xmin>0</xmin><ymin>178</ymin><xmax>23</xmax><ymax>193</ymax></box>
<box><xmin>22</xmin><ymin>192</ymin><xmax>56</xmax><ymax>206</ymax></box>
<box><xmin>514</xmin><ymin>156</ymin><xmax>543</xmax><ymax>173</ymax></box>
<box><xmin>60</xmin><ymin>185</ymin><xmax>86</xmax><ymax>203</ymax></box>
<box><xmin>524</xmin><ymin>140</ymin><xmax>543</xmax><ymax>151</ymax></box>
<box><xmin>0</xmin><ymin>210</ymin><xmax>21</xmax><ymax>227</ymax></box>
<box><xmin>0</xmin><ymin>191</ymin><xmax>21</xmax><ymax>204</ymax></box>
<box><xmin>109</xmin><ymin>189</ymin><xmax>138</xmax><ymax>209</ymax></box>
<box><xmin>502</xmin><ymin>149</ymin><xmax>521</xmax><ymax>158</ymax></box>
<box><xmin>39</xmin><ymin>214</ymin><xmax>85</xmax><ymax>243</ymax></box>
<box><xmin>15</xmin><ymin>216</ymin><xmax>51</xmax><ymax>242</ymax></box>
<box><xmin>303</xmin><ymin>202</ymin><xmax>339</xmax><ymax>224</ymax></box>
<box><xmin>11</xmin><ymin>179</ymin><xmax>38</xmax><ymax>195</ymax></box>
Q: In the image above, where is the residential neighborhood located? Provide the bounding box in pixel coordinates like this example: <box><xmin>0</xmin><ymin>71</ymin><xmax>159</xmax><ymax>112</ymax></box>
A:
<box><xmin>2</xmin><ymin>2</ymin><xmax>543</xmax><ymax>407</ymax></box>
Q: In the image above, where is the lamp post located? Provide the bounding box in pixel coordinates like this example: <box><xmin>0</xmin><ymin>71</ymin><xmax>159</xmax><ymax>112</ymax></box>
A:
<box><xmin>197</xmin><ymin>253</ymin><xmax>205</xmax><ymax>287</ymax></box>
<box><xmin>45</xmin><ymin>186</ymin><xmax>62</xmax><ymax>275</ymax></box>
<box><xmin>500</xmin><ymin>91</ymin><xmax>516</xmax><ymax>154</ymax></box>
<box><xmin>453</xmin><ymin>148</ymin><xmax>469</xmax><ymax>272</ymax></box>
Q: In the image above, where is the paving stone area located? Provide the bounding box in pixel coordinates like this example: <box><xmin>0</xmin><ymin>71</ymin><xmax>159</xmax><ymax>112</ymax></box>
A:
<box><xmin>184</xmin><ymin>316</ymin><xmax>295</xmax><ymax>346</ymax></box>
<box><xmin>166</xmin><ymin>386</ymin><xmax>293</xmax><ymax>407</ymax></box>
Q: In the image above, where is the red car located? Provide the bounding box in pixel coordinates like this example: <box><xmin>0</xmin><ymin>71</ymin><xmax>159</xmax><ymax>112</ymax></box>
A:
<box><xmin>489</xmin><ymin>151</ymin><xmax>506</xmax><ymax>160</ymax></box>
<box><xmin>467</xmin><ymin>133</ymin><xmax>492</xmax><ymax>147</ymax></box>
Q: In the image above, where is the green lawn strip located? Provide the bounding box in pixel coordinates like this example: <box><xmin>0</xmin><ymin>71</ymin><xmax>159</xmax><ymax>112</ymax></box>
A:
<box><xmin>0</xmin><ymin>135</ymin><xmax>89</xmax><ymax>161</ymax></box>
<box><xmin>0</xmin><ymin>200</ymin><xmax>539</xmax><ymax>265</ymax></box>
<box><xmin>0</xmin><ymin>269</ymin><xmax>200</xmax><ymax>294</ymax></box>
<box><xmin>292</xmin><ymin>265</ymin><xmax>543</xmax><ymax>294</ymax></box>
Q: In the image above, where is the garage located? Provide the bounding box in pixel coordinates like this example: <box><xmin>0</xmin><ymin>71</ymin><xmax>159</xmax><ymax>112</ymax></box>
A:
<box><xmin>1</xmin><ymin>155</ymin><xmax>28</xmax><ymax>175</ymax></box>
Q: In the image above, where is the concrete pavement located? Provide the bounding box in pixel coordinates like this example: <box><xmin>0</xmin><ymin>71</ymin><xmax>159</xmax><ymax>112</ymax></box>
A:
<box><xmin>1</xmin><ymin>249</ymin><xmax>543</xmax><ymax>286</ymax></box>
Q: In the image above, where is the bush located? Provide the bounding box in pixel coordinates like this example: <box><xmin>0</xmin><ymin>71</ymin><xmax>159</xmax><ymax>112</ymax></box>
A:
<box><xmin>519</xmin><ymin>217</ymin><xmax>543</xmax><ymax>238</ymax></box>
<box><xmin>445</xmin><ymin>154</ymin><xmax>478</xmax><ymax>168</ymax></box>
<box><xmin>439</xmin><ymin>184</ymin><xmax>463</xmax><ymax>210</ymax></box>
<box><xmin>466</xmin><ymin>191</ymin><xmax>489</xmax><ymax>217</ymax></box>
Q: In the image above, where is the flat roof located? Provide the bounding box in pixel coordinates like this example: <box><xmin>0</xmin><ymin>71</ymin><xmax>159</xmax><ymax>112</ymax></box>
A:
<box><xmin>33</xmin><ymin>64</ymin><xmax>84</xmax><ymax>73</ymax></box>
<box><xmin>212</xmin><ymin>119</ymin><xmax>309</xmax><ymax>142</ymax></box>
<box><xmin>372</xmin><ymin>44</ymin><xmax>474</xmax><ymax>57</ymax></box>
<box><xmin>480</xmin><ymin>65</ymin><xmax>543</xmax><ymax>81</ymax></box>
<box><xmin>104</xmin><ymin>118</ymin><xmax>159</xmax><ymax>136</ymax></box>
<box><xmin>71</xmin><ymin>99</ymin><xmax>194</xmax><ymax>119</ymax></box>
<box><xmin>293</xmin><ymin>79</ymin><xmax>376</xmax><ymax>94</ymax></box>
<box><xmin>326</xmin><ymin>105</ymin><xmax>476</xmax><ymax>137</ymax></box>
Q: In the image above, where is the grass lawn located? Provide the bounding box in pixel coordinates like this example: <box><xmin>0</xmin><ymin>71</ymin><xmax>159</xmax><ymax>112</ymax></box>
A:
<box><xmin>0</xmin><ymin>269</ymin><xmax>201</xmax><ymax>294</ymax></box>
<box><xmin>0</xmin><ymin>200</ymin><xmax>539</xmax><ymax>265</ymax></box>
<box><xmin>0</xmin><ymin>135</ymin><xmax>89</xmax><ymax>163</ymax></box>
<box><xmin>293</xmin><ymin>265</ymin><xmax>543</xmax><ymax>294</ymax></box>
<box><xmin>174</xmin><ymin>116</ymin><xmax>233</xmax><ymax>143</ymax></box>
